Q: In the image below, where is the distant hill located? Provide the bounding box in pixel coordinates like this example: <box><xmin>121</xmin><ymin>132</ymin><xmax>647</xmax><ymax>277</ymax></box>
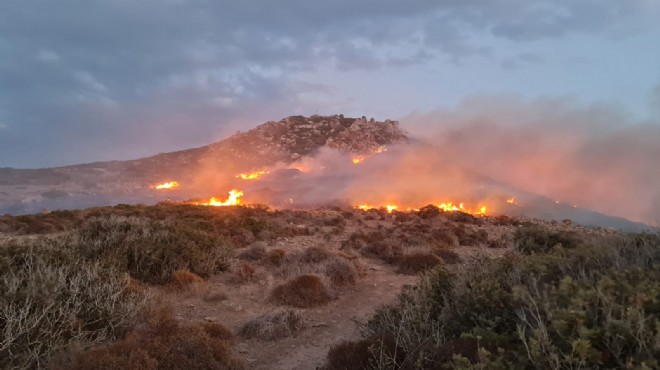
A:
<box><xmin>0</xmin><ymin>115</ymin><xmax>407</xmax><ymax>214</ymax></box>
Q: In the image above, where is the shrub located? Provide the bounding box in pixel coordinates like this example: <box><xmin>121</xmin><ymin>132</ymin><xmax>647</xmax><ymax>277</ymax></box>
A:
<box><xmin>57</xmin><ymin>308</ymin><xmax>243</xmax><ymax>370</ymax></box>
<box><xmin>238</xmin><ymin>242</ymin><xmax>267</xmax><ymax>261</ymax></box>
<box><xmin>513</xmin><ymin>224</ymin><xmax>579</xmax><ymax>254</ymax></box>
<box><xmin>266</xmin><ymin>248</ymin><xmax>286</xmax><ymax>266</ymax></box>
<box><xmin>324</xmin><ymin>333</ymin><xmax>405</xmax><ymax>370</ymax></box>
<box><xmin>73</xmin><ymin>216</ymin><xmax>233</xmax><ymax>284</ymax></box>
<box><xmin>349</xmin><ymin>234</ymin><xmax>660</xmax><ymax>369</ymax></box>
<box><xmin>239</xmin><ymin>309</ymin><xmax>305</xmax><ymax>340</ymax></box>
<box><xmin>397</xmin><ymin>253</ymin><xmax>443</xmax><ymax>275</ymax></box>
<box><xmin>0</xmin><ymin>239</ymin><xmax>147</xmax><ymax>370</ymax></box>
<box><xmin>301</xmin><ymin>246</ymin><xmax>332</xmax><ymax>263</ymax></box>
<box><xmin>417</xmin><ymin>205</ymin><xmax>441</xmax><ymax>219</ymax></box>
<box><xmin>433</xmin><ymin>248</ymin><xmax>462</xmax><ymax>264</ymax></box>
<box><xmin>360</xmin><ymin>241</ymin><xmax>402</xmax><ymax>264</ymax></box>
<box><xmin>170</xmin><ymin>269</ymin><xmax>204</xmax><ymax>290</ymax></box>
<box><xmin>270</xmin><ymin>275</ymin><xmax>333</xmax><ymax>308</ymax></box>
<box><xmin>324</xmin><ymin>257</ymin><xmax>358</xmax><ymax>286</ymax></box>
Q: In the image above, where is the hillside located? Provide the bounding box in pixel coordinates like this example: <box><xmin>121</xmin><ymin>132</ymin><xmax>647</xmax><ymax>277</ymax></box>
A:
<box><xmin>0</xmin><ymin>115</ymin><xmax>407</xmax><ymax>214</ymax></box>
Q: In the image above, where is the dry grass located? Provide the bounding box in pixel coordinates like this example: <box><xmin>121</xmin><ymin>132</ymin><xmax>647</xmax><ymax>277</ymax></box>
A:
<box><xmin>239</xmin><ymin>309</ymin><xmax>305</xmax><ymax>340</ymax></box>
<box><xmin>270</xmin><ymin>274</ymin><xmax>333</xmax><ymax>308</ymax></box>
<box><xmin>432</xmin><ymin>248</ymin><xmax>462</xmax><ymax>264</ymax></box>
<box><xmin>170</xmin><ymin>269</ymin><xmax>204</xmax><ymax>290</ymax></box>
<box><xmin>324</xmin><ymin>333</ymin><xmax>404</xmax><ymax>370</ymax></box>
<box><xmin>266</xmin><ymin>248</ymin><xmax>286</xmax><ymax>266</ymax></box>
<box><xmin>397</xmin><ymin>253</ymin><xmax>443</xmax><ymax>275</ymax></box>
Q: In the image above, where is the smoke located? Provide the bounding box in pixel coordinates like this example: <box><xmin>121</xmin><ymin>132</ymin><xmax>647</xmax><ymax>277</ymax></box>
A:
<box><xmin>400</xmin><ymin>95</ymin><xmax>660</xmax><ymax>225</ymax></box>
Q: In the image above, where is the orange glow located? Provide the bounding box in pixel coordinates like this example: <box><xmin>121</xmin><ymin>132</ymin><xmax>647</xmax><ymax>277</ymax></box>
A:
<box><xmin>237</xmin><ymin>170</ymin><xmax>268</xmax><ymax>180</ymax></box>
<box><xmin>437</xmin><ymin>202</ymin><xmax>487</xmax><ymax>215</ymax></box>
<box><xmin>506</xmin><ymin>197</ymin><xmax>516</xmax><ymax>205</ymax></box>
<box><xmin>352</xmin><ymin>155</ymin><xmax>366</xmax><ymax>164</ymax></box>
<box><xmin>385</xmin><ymin>204</ymin><xmax>398</xmax><ymax>213</ymax></box>
<box><xmin>152</xmin><ymin>181</ymin><xmax>180</xmax><ymax>190</ymax></box>
<box><xmin>196</xmin><ymin>189</ymin><xmax>243</xmax><ymax>207</ymax></box>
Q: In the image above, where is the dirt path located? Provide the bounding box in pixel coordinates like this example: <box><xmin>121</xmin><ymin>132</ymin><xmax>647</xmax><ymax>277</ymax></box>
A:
<box><xmin>164</xmin><ymin>260</ymin><xmax>416</xmax><ymax>370</ymax></box>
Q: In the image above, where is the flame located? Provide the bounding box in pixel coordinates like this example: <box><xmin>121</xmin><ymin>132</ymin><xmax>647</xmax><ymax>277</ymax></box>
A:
<box><xmin>385</xmin><ymin>204</ymin><xmax>398</xmax><ymax>213</ymax></box>
<box><xmin>437</xmin><ymin>202</ymin><xmax>487</xmax><ymax>215</ymax></box>
<box><xmin>152</xmin><ymin>181</ymin><xmax>180</xmax><ymax>190</ymax></box>
<box><xmin>237</xmin><ymin>170</ymin><xmax>268</xmax><ymax>180</ymax></box>
<box><xmin>506</xmin><ymin>197</ymin><xmax>516</xmax><ymax>204</ymax></box>
<box><xmin>356</xmin><ymin>204</ymin><xmax>398</xmax><ymax>213</ymax></box>
<box><xmin>352</xmin><ymin>155</ymin><xmax>366</xmax><ymax>164</ymax></box>
<box><xmin>196</xmin><ymin>189</ymin><xmax>243</xmax><ymax>207</ymax></box>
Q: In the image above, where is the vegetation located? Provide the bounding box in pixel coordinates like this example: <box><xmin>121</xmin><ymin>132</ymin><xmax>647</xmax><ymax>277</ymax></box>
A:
<box><xmin>53</xmin><ymin>308</ymin><xmax>243</xmax><ymax>370</ymax></box>
<box><xmin>239</xmin><ymin>309</ymin><xmax>305</xmax><ymax>340</ymax></box>
<box><xmin>0</xmin><ymin>238</ymin><xmax>148</xmax><ymax>370</ymax></box>
<box><xmin>327</xmin><ymin>229</ymin><xmax>660</xmax><ymax>369</ymax></box>
<box><xmin>270</xmin><ymin>274</ymin><xmax>334</xmax><ymax>308</ymax></box>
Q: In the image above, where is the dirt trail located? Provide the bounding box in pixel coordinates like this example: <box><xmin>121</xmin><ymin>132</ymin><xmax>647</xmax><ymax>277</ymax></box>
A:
<box><xmin>164</xmin><ymin>259</ymin><xmax>416</xmax><ymax>370</ymax></box>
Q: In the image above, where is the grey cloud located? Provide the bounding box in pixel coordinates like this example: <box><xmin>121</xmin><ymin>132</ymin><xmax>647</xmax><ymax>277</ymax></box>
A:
<box><xmin>0</xmin><ymin>0</ymin><xmax>656</xmax><ymax>167</ymax></box>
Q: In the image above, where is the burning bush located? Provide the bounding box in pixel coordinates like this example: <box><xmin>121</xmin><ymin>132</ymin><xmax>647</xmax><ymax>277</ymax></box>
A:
<box><xmin>239</xmin><ymin>309</ymin><xmax>305</xmax><ymax>340</ymax></box>
<box><xmin>270</xmin><ymin>275</ymin><xmax>333</xmax><ymax>308</ymax></box>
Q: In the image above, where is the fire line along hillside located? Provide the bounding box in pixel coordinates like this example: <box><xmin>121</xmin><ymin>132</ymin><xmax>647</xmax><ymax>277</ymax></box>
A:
<box><xmin>0</xmin><ymin>115</ymin><xmax>408</xmax><ymax>215</ymax></box>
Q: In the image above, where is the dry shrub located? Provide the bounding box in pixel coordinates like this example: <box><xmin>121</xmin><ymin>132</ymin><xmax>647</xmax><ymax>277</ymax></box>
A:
<box><xmin>239</xmin><ymin>309</ymin><xmax>305</xmax><ymax>340</ymax></box>
<box><xmin>170</xmin><ymin>269</ymin><xmax>204</xmax><ymax>290</ymax></box>
<box><xmin>432</xmin><ymin>228</ymin><xmax>458</xmax><ymax>248</ymax></box>
<box><xmin>360</xmin><ymin>241</ymin><xmax>402</xmax><ymax>263</ymax></box>
<box><xmin>270</xmin><ymin>275</ymin><xmax>333</xmax><ymax>308</ymax></box>
<box><xmin>233</xmin><ymin>262</ymin><xmax>257</xmax><ymax>283</ymax></box>
<box><xmin>301</xmin><ymin>246</ymin><xmax>332</xmax><ymax>263</ymax></box>
<box><xmin>266</xmin><ymin>248</ymin><xmax>286</xmax><ymax>266</ymax></box>
<box><xmin>58</xmin><ymin>308</ymin><xmax>243</xmax><ymax>370</ymax></box>
<box><xmin>324</xmin><ymin>333</ymin><xmax>405</xmax><ymax>370</ymax></box>
<box><xmin>238</xmin><ymin>242</ymin><xmax>267</xmax><ymax>261</ymax></box>
<box><xmin>324</xmin><ymin>257</ymin><xmax>357</xmax><ymax>286</ymax></box>
<box><xmin>397</xmin><ymin>253</ymin><xmax>443</xmax><ymax>275</ymax></box>
<box><xmin>433</xmin><ymin>248</ymin><xmax>462</xmax><ymax>264</ymax></box>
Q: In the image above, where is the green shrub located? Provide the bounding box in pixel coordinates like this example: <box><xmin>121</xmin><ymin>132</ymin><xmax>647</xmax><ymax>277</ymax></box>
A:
<box><xmin>342</xmin><ymin>234</ymin><xmax>660</xmax><ymax>369</ymax></box>
<box><xmin>513</xmin><ymin>224</ymin><xmax>579</xmax><ymax>254</ymax></box>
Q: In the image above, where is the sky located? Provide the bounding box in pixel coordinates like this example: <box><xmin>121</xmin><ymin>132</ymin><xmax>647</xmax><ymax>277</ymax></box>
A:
<box><xmin>1</xmin><ymin>0</ymin><xmax>660</xmax><ymax>168</ymax></box>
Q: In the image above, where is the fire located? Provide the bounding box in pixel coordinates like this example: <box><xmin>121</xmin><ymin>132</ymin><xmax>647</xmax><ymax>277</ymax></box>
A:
<box><xmin>152</xmin><ymin>181</ymin><xmax>180</xmax><ymax>190</ymax></box>
<box><xmin>197</xmin><ymin>189</ymin><xmax>243</xmax><ymax>207</ymax></box>
<box><xmin>352</xmin><ymin>155</ymin><xmax>366</xmax><ymax>164</ymax></box>
<box><xmin>237</xmin><ymin>170</ymin><xmax>268</xmax><ymax>180</ymax></box>
<box><xmin>506</xmin><ymin>197</ymin><xmax>516</xmax><ymax>204</ymax></box>
<box><xmin>437</xmin><ymin>202</ymin><xmax>487</xmax><ymax>215</ymax></box>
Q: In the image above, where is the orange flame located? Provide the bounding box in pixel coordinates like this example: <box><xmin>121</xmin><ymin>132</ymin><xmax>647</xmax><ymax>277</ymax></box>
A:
<box><xmin>237</xmin><ymin>170</ymin><xmax>268</xmax><ymax>180</ymax></box>
<box><xmin>506</xmin><ymin>197</ymin><xmax>516</xmax><ymax>205</ymax></box>
<box><xmin>196</xmin><ymin>189</ymin><xmax>243</xmax><ymax>207</ymax></box>
<box><xmin>352</xmin><ymin>155</ymin><xmax>366</xmax><ymax>164</ymax></box>
<box><xmin>152</xmin><ymin>181</ymin><xmax>180</xmax><ymax>190</ymax></box>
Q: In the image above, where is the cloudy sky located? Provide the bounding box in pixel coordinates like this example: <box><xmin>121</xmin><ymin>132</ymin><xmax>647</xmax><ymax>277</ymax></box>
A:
<box><xmin>2</xmin><ymin>0</ymin><xmax>660</xmax><ymax>168</ymax></box>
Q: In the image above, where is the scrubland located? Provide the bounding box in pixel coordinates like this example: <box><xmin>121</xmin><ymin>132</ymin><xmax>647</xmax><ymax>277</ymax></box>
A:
<box><xmin>1</xmin><ymin>203</ymin><xmax>657</xmax><ymax>369</ymax></box>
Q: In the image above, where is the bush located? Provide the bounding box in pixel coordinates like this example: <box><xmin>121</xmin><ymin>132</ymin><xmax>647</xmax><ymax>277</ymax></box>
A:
<box><xmin>73</xmin><ymin>216</ymin><xmax>233</xmax><ymax>284</ymax></box>
<box><xmin>238</xmin><ymin>243</ymin><xmax>267</xmax><ymax>261</ymax></box>
<box><xmin>397</xmin><ymin>253</ymin><xmax>443</xmax><ymax>275</ymax></box>
<box><xmin>324</xmin><ymin>257</ymin><xmax>358</xmax><ymax>286</ymax></box>
<box><xmin>239</xmin><ymin>309</ymin><xmax>305</xmax><ymax>340</ymax></box>
<box><xmin>170</xmin><ymin>269</ymin><xmax>204</xmax><ymax>289</ymax></box>
<box><xmin>57</xmin><ymin>308</ymin><xmax>243</xmax><ymax>370</ymax></box>
<box><xmin>0</xmin><ymin>239</ymin><xmax>147</xmax><ymax>370</ymax></box>
<box><xmin>349</xmin><ymin>234</ymin><xmax>660</xmax><ymax>369</ymax></box>
<box><xmin>270</xmin><ymin>275</ymin><xmax>333</xmax><ymax>308</ymax></box>
<box><xmin>324</xmin><ymin>333</ymin><xmax>405</xmax><ymax>370</ymax></box>
<box><xmin>433</xmin><ymin>248</ymin><xmax>462</xmax><ymax>264</ymax></box>
<box><xmin>513</xmin><ymin>224</ymin><xmax>579</xmax><ymax>254</ymax></box>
